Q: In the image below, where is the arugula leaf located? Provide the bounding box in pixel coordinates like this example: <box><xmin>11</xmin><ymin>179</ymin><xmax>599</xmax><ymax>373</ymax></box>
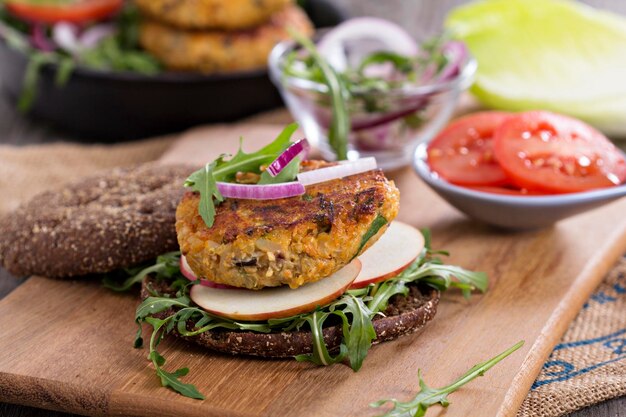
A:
<box><xmin>367</xmin><ymin>279</ymin><xmax>410</xmax><ymax>315</ymax></box>
<box><xmin>289</xmin><ymin>29</ymin><xmax>349</xmax><ymax>160</ymax></box>
<box><xmin>103</xmin><ymin>251</ymin><xmax>181</xmax><ymax>292</ymax></box>
<box><xmin>258</xmin><ymin>157</ymin><xmax>301</xmax><ymax>185</ymax></box>
<box><xmin>370</xmin><ymin>341</ymin><xmax>524</xmax><ymax>417</ymax></box>
<box><xmin>335</xmin><ymin>295</ymin><xmax>376</xmax><ymax>371</ymax></box>
<box><xmin>103</xmin><ymin>264</ymin><xmax>164</xmax><ymax>292</ymax></box>
<box><xmin>295</xmin><ymin>310</ymin><xmax>347</xmax><ymax>366</ymax></box>
<box><xmin>18</xmin><ymin>52</ymin><xmax>56</xmax><ymax>112</ymax></box>
<box><xmin>144</xmin><ymin>316</ymin><xmax>205</xmax><ymax>400</ymax></box>
<box><xmin>136</xmin><ymin>296</ymin><xmax>191</xmax><ymax>322</ymax></box>
<box><xmin>185</xmin><ymin>161</ymin><xmax>224</xmax><ymax>228</ymax></box>
<box><xmin>212</xmin><ymin>123</ymin><xmax>299</xmax><ymax>182</ymax></box>
<box><xmin>55</xmin><ymin>56</ymin><xmax>75</xmax><ymax>86</ymax></box>
<box><xmin>358</xmin><ymin>51</ymin><xmax>414</xmax><ymax>74</ymax></box>
<box><xmin>184</xmin><ymin>123</ymin><xmax>299</xmax><ymax>228</ymax></box>
<box><xmin>156</xmin><ymin>367</ymin><xmax>204</xmax><ymax>400</ymax></box>
<box><xmin>354</xmin><ymin>214</ymin><xmax>388</xmax><ymax>258</ymax></box>
<box><xmin>417</xmin><ymin>265</ymin><xmax>488</xmax><ymax>298</ymax></box>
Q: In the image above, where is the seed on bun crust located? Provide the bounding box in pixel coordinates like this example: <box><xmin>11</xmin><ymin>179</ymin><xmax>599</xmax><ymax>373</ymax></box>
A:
<box><xmin>141</xmin><ymin>274</ymin><xmax>439</xmax><ymax>358</ymax></box>
<box><xmin>0</xmin><ymin>163</ymin><xmax>194</xmax><ymax>278</ymax></box>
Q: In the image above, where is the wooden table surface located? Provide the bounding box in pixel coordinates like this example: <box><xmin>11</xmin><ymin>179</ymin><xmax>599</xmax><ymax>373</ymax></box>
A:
<box><xmin>1</xmin><ymin>0</ymin><xmax>625</xmax><ymax>416</ymax></box>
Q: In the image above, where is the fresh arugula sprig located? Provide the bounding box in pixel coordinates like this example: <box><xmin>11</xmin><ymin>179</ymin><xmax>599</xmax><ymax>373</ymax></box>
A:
<box><xmin>184</xmin><ymin>123</ymin><xmax>300</xmax><ymax>228</ymax></box>
<box><xmin>134</xmin><ymin>293</ymin><xmax>273</xmax><ymax>399</ymax></box>
<box><xmin>370</xmin><ymin>340</ymin><xmax>525</xmax><ymax>417</ymax></box>
<box><xmin>103</xmin><ymin>251</ymin><xmax>182</xmax><ymax>292</ymax></box>
<box><xmin>366</xmin><ymin>229</ymin><xmax>487</xmax><ymax>313</ymax></box>
<box><xmin>288</xmin><ymin>29</ymin><xmax>349</xmax><ymax>160</ymax></box>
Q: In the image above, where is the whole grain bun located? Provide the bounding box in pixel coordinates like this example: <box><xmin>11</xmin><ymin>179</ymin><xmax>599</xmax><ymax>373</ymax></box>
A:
<box><xmin>141</xmin><ymin>275</ymin><xmax>440</xmax><ymax>358</ymax></box>
<box><xmin>0</xmin><ymin>163</ymin><xmax>194</xmax><ymax>278</ymax></box>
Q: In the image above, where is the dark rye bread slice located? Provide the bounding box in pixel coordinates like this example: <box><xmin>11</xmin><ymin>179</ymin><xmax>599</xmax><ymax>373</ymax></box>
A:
<box><xmin>0</xmin><ymin>163</ymin><xmax>194</xmax><ymax>278</ymax></box>
<box><xmin>141</xmin><ymin>275</ymin><xmax>440</xmax><ymax>358</ymax></box>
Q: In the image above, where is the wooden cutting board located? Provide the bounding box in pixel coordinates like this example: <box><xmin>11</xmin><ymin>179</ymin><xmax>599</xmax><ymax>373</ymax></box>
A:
<box><xmin>1</xmin><ymin>123</ymin><xmax>626</xmax><ymax>417</ymax></box>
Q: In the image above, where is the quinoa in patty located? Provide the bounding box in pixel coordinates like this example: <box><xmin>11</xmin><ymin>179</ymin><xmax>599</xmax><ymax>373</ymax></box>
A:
<box><xmin>176</xmin><ymin>161</ymin><xmax>400</xmax><ymax>289</ymax></box>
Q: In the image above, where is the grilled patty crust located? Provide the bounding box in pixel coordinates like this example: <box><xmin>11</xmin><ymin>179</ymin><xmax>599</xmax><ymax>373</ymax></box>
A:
<box><xmin>0</xmin><ymin>163</ymin><xmax>193</xmax><ymax>278</ymax></box>
<box><xmin>134</xmin><ymin>0</ymin><xmax>292</xmax><ymax>30</ymax></box>
<box><xmin>176</xmin><ymin>162</ymin><xmax>400</xmax><ymax>289</ymax></box>
<box><xmin>139</xmin><ymin>5</ymin><xmax>313</xmax><ymax>73</ymax></box>
<box><xmin>142</xmin><ymin>275</ymin><xmax>439</xmax><ymax>358</ymax></box>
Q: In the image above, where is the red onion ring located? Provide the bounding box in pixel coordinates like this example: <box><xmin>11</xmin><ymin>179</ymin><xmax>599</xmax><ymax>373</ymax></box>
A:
<box><xmin>31</xmin><ymin>23</ymin><xmax>55</xmax><ymax>52</ymax></box>
<box><xmin>437</xmin><ymin>41</ymin><xmax>468</xmax><ymax>82</ymax></box>
<box><xmin>351</xmin><ymin>100</ymin><xmax>428</xmax><ymax>131</ymax></box>
<box><xmin>267</xmin><ymin>139</ymin><xmax>310</xmax><ymax>177</ymax></box>
<box><xmin>79</xmin><ymin>23</ymin><xmax>115</xmax><ymax>49</ymax></box>
<box><xmin>216</xmin><ymin>181</ymin><xmax>305</xmax><ymax>200</ymax></box>
<box><xmin>52</xmin><ymin>22</ymin><xmax>79</xmax><ymax>53</ymax></box>
<box><xmin>317</xmin><ymin>17</ymin><xmax>419</xmax><ymax>72</ymax></box>
<box><xmin>297</xmin><ymin>157</ymin><xmax>378</xmax><ymax>186</ymax></box>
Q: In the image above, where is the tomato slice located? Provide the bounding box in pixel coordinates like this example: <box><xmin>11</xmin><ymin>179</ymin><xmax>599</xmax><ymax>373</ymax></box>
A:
<box><xmin>427</xmin><ymin>111</ymin><xmax>512</xmax><ymax>186</ymax></box>
<box><xmin>5</xmin><ymin>0</ymin><xmax>123</xmax><ymax>24</ymax></box>
<box><xmin>493</xmin><ymin>111</ymin><xmax>626</xmax><ymax>194</ymax></box>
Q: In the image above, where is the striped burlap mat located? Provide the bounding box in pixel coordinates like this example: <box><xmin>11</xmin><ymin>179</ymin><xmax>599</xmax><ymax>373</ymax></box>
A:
<box><xmin>0</xmin><ymin>121</ymin><xmax>624</xmax><ymax>417</ymax></box>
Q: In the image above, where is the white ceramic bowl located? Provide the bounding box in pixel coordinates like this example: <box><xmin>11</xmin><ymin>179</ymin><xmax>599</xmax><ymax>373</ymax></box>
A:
<box><xmin>412</xmin><ymin>142</ymin><xmax>626</xmax><ymax>230</ymax></box>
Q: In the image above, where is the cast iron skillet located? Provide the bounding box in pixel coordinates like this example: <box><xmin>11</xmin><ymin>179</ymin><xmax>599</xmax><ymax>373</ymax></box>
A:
<box><xmin>0</xmin><ymin>0</ymin><xmax>347</xmax><ymax>141</ymax></box>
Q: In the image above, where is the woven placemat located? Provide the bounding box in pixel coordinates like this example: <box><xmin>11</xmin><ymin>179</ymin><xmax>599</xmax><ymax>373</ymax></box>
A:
<box><xmin>518</xmin><ymin>259</ymin><xmax>626</xmax><ymax>416</ymax></box>
<box><xmin>0</xmin><ymin>121</ymin><xmax>624</xmax><ymax>416</ymax></box>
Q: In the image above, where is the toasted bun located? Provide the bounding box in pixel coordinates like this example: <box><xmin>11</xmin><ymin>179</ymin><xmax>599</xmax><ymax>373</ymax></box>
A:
<box><xmin>0</xmin><ymin>163</ymin><xmax>194</xmax><ymax>278</ymax></box>
<box><xmin>141</xmin><ymin>275</ymin><xmax>439</xmax><ymax>358</ymax></box>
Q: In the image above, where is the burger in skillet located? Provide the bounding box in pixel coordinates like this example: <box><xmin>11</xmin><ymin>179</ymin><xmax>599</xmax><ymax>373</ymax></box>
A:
<box><xmin>126</xmin><ymin>123</ymin><xmax>487</xmax><ymax>399</ymax></box>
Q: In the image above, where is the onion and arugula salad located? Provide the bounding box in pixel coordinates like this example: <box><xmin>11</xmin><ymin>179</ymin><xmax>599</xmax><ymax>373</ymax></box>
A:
<box><xmin>0</xmin><ymin>0</ymin><xmax>160</xmax><ymax>110</ymax></box>
<box><xmin>274</xmin><ymin>19</ymin><xmax>473</xmax><ymax>163</ymax></box>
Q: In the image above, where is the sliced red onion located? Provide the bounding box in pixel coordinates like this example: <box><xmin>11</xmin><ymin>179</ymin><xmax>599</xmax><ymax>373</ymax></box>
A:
<box><xmin>217</xmin><ymin>181</ymin><xmax>305</xmax><ymax>200</ymax></box>
<box><xmin>267</xmin><ymin>139</ymin><xmax>310</xmax><ymax>177</ymax></box>
<box><xmin>180</xmin><ymin>255</ymin><xmax>238</xmax><ymax>289</ymax></box>
<box><xmin>317</xmin><ymin>18</ymin><xmax>418</xmax><ymax>72</ymax></box>
<box><xmin>52</xmin><ymin>22</ymin><xmax>80</xmax><ymax>53</ymax></box>
<box><xmin>297</xmin><ymin>157</ymin><xmax>378</xmax><ymax>186</ymax></box>
<box><xmin>79</xmin><ymin>23</ymin><xmax>116</xmax><ymax>49</ymax></box>
<box><xmin>31</xmin><ymin>24</ymin><xmax>55</xmax><ymax>52</ymax></box>
<box><xmin>437</xmin><ymin>41</ymin><xmax>468</xmax><ymax>82</ymax></box>
<box><xmin>351</xmin><ymin>100</ymin><xmax>428</xmax><ymax>131</ymax></box>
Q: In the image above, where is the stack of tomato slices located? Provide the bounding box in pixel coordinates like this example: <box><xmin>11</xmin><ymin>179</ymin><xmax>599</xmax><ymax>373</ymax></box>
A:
<box><xmin>426</xmin><ymin>111</ymin><xmax>626</xmax><ymax>195</ymax></box>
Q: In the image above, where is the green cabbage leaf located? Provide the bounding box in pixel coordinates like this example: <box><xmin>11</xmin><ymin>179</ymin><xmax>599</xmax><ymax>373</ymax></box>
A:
<box><xmin>445</xmin><ymin>0</ymin><xmax>626</xmax><ymax>136</ymax></box>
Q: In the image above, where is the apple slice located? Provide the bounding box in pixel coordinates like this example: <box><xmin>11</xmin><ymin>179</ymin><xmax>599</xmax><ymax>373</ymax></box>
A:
<box><xmin>180</xmin><ymin>255</ymin><xmax>238</xmax><ymax>289</ymax></box>
<box><xmin>351</xmin><ymin>221</ymin><xmax>424</xmax><ymax>289</ymax></box>
<box><xmin>189</xmin><ymin>259</ymin><xmax>361</xmax><ymax>321</ymax></box>
<box><xmin>180</xmin><ymin>255</ymin><xmax>198</xmax><ymax>281</ymax></box>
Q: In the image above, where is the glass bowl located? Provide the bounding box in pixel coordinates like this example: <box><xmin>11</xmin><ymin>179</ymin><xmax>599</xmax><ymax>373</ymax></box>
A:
<box><xmin>268</xmin><ymin>38</ymin><xmax>477</xmax><ymax>169</ymax></box>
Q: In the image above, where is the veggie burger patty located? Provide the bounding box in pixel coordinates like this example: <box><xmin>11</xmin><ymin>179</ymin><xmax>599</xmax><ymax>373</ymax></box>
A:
<box><xmin>138</xmin><ymin>5</ymin><xmax>313</xmax><ymax>73</ymax></box>
<box><xmin>134</xmin><ymin>0</ymin><xmax>292</xmax><ymax>30</ymax></box>
<box><xmin>176</xmin><ymin>161</ymin><xmax>400</xmax><ymax>289</ymax></box>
